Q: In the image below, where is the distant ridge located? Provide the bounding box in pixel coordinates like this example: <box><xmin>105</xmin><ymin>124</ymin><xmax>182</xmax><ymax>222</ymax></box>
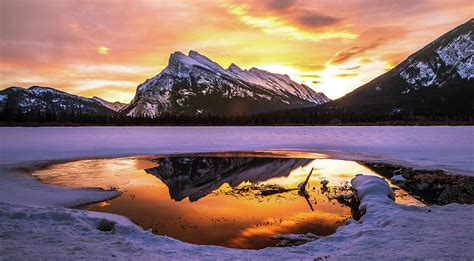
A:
<box><xmin>0</xmin><ymin>86</ymin><xmax>120</xmax><ymax>123</ymax></box>
<box><xmin>92</xmin><ymin>96</ymin><xmax>127</xmax><ymax>112</ymax></box>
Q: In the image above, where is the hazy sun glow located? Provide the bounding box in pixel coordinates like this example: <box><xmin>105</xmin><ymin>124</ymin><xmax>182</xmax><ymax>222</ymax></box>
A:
<box><xmin>97</xmin><ymin>46</ymin><xmax>110</xmax><ymax>55</ymax></box>
<box><xmin>0</xmin><ymin>0</ymin><xmax>471</xmax><ymax>102</ymax></box>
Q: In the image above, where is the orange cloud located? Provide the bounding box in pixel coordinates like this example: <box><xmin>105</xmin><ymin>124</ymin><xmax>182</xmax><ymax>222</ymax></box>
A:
<box><xmin>222</xmin><ymin>2</ymin><xmax>357</xmax><ymax>42</ymax></box>
<box><xmin>336</xmin><ymin>73</ymin><xmax>358</xmax><ymax>78</ymax></box>
<box><xmin>0</xmin><ymin>0</ymin><xmax>472</xmax><ymax>101</ymax></box>
<box><xmin>329</xmin><ymin>38</ymin><xmax>389</xmax><ymax>64</ymax></box>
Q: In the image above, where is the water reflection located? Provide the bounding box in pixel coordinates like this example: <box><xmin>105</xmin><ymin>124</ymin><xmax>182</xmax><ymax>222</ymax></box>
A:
<box><xmin>146</xmin><ymin>157</ymin><xmax>313</xmax><ymax>202</ymax></box>
<box><xmin>31</xmin><ymin>152</ymin><xmax>422</xmax><ymax>249</ymax></box>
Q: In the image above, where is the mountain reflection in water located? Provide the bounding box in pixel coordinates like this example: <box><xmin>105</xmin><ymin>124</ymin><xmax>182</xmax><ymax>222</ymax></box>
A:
<box><xmin>146</xmin><ymin>157</ymin><xmax>313</xmax><ymax>202</ymax></box>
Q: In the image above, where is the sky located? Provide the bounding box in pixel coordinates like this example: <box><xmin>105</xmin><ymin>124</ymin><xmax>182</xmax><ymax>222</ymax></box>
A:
<box><xmin>0</xmin><ymin>0</ymin><xmax>472</xmax><ymax>102</ymax></box>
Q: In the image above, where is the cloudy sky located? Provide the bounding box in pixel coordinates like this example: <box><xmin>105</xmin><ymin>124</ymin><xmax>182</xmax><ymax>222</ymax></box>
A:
<box><xmin>0</xmin><ymin>0</ymin><xmax>472</xmax><ymax>102</ymax></box>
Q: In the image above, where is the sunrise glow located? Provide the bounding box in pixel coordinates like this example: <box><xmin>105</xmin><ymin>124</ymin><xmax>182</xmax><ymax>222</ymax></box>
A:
<box><xmin>97</xmin><ymin>46</ymin><xmax>110</xmax><ymax>55</ymax></box>
<box><xmin>0</xmin><ymin>0</ymin><xmax>472</xmax><ymax>102</ymax></box>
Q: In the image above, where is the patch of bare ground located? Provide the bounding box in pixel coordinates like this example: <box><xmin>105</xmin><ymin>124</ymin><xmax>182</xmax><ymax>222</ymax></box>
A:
<box><xmin>360</xmin><ymin>162</ymin><xmax>474</xmax><ymax>205</ymax></box>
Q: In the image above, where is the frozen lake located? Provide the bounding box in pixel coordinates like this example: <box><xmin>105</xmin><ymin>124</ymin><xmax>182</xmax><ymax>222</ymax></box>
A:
<box><xmin>1</xmin><ymin>126</ymin><xmax>473</xmax><ymax>260</ymax></box>
<box><xmin>0</xmin><ymin>126</ymin><xmax>473</xmax><ymax>175</ymax></box>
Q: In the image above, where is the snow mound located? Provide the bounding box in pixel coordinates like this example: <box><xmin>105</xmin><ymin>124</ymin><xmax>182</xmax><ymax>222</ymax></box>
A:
<box><xmin>351</xmin><ymin>174</ymin><xmax>395</xmax><ymax>212</ymax></box>
<box><xmin>390</xmin><ymin>175</ymin><xmax>406</xmax><ymax>182</ymax></box>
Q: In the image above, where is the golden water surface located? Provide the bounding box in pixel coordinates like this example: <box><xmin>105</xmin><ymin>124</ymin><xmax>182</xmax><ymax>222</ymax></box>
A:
<box><xmin>32</xmin><ymin>151</ymin><xmax>421</xmax><ymax>249</ymax></box>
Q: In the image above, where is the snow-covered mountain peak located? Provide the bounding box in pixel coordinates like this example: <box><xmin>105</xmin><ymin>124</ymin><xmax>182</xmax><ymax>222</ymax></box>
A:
<box><xmin>166</xmin><ymin>50</ymin><xmax>229</xmax><ymax>78</ymax></box>
<box><xmin>26</xmin><ymin>86</ymin><xmax>91</xmax><ymax>103</ymax></box>
<box><xmin>188</xmin><ymin>50</ymin><xmax>229</xmax><ymax>74</ymax></box>
<box><xmin>168</xmin><ymin>51</ymin><xmax>185</xmax><ymax>61</ymax></box>
<box><xmin>248</xmin><ymin>67</ymin><xmax>291</xmax><ymax>81</ymax></box>
<box><xmin>5</xmin><ymin>86</ymin><xmax>23</xmax><ymax>92</ymax></box>
<box><xmin>124</xmin><ymin>51</ymin><xmax>330</xmax><ymax>117</ymax></box>
<box><xmin>167</xmin><ymin>52</ymin><xmax>199</xmax><ymax>72</ymax></box>
<box><xmin>28</xmin><ymin>86</ymin><xmax>66</xmax><ymax>96</ymax></box>
<box><xmin>249</xmin><ymin>67</ymin><xmax>272</xmax><ymax>74</ymax></box>
<box><xmin>188</xmin><ymin>50</ymin><xmax>215</xmax><ymax>66</ymax></box>
<box><xmin>228</xmin><ymin>63</ymin><xmax>243</xmax><ymax>73</ymax></box>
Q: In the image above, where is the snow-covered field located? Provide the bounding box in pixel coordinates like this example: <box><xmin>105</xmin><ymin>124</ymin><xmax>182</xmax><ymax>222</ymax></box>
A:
<box><xmin>1</xmin><ymin>126</ymin><xmax>473</xmax><ymax>175</ymax></box>
<box><xmin>0</xmin><ymin>126</ymin><xmax>473</xmax><ymax>259</ymax></box>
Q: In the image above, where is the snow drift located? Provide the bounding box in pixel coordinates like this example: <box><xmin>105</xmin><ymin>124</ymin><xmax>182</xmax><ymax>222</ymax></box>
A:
<box><xmin>1</xmin><ymin>173</ymin><xmax>473</xmax><ymax>259</ymax></box>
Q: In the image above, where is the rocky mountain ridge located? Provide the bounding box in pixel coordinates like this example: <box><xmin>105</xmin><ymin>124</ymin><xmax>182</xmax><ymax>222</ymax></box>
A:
<box><xmin>123</xmin><ymin>51</ymin><xmax>329</xmax><ymax>117</ymax></box>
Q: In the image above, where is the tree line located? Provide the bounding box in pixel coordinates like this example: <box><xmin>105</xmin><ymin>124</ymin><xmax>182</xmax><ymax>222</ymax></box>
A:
<box><xmin>1</xmin><ymin>104</ymin><xmax>472</xmax><ymax>126</ymax></box>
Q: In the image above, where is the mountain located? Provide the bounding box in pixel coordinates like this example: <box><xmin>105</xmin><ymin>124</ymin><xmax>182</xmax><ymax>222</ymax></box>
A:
<box><xmin>122</xmin><ymin>51</ymin><xmax>329</xmax><ymax>117</ymax></box>
<box><xmin>1</xmin><ymin>20</ymin><xmax>471</xmax><ymax>125</ymax></box>
<box><xmin>323</xmin><ymin>19</ymin><xmax>473</xmax><ymax>118</ymax></box>
<box><xmin>92</xmin><ymin>96</ymin><xmax>127</xmax><ymax>112</ymax></box>
<box><xmin>0</xmin><ymin>86</ymin><xmax>120</xmax><ymax>123</ymax></box>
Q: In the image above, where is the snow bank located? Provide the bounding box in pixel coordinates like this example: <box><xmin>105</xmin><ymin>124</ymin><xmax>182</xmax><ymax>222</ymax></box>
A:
<box><xmin>0</xmin><ymin>169</ymin><xmax>119</xmax><ymax>207</ymax></box>
<box><xmin>1</xmin><ymin>175</ymin><xmax>473</xmax><ymax>259</ymax></box>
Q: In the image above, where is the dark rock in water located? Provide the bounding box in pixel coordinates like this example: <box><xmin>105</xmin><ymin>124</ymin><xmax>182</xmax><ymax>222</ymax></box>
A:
<box><xmin>416</xmin><ymin>180</ymin><xmax>430</xmax><ymax>191</ymax></box>
<box><xmin>275</xmin><ymin>239</ymin><xmax>291</xmax><ymax>247</ymax></box>
<box><xmin>257</xmin><ymin>184</ymin><xmax>296</xmax><ymax>196</ymax></box>
<box><xmin>97</xmin><ymin>219</ymin><xmax>115</xmax><ymax>232</ymax></box>
<box><xmin>334</xmin><ymin>193</ymin><xmax>362</xmax><ymax>220</ymax></box>
<box><xmin>271</xmin><ymin>233</ymin><xmax>320</xmax><ymax>247</ymax></box>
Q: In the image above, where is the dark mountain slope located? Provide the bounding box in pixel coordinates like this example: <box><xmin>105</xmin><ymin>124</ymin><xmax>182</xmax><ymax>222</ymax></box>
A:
<box><xmin>325</xmin><ymin>19</ymin><xmax>473</xmax><ymax>117</ymax></box>
<box><xmin>0</xmin><ymin>86</ymin><xmax>120</xmax><ymax>123</ymax></box>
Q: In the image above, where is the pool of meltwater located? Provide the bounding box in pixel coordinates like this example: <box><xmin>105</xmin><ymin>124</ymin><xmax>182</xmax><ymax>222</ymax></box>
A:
<box><xmin>31</xmin><ymin>151</ymin><xmax>421</xmax><ymax>249</ymax></box>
